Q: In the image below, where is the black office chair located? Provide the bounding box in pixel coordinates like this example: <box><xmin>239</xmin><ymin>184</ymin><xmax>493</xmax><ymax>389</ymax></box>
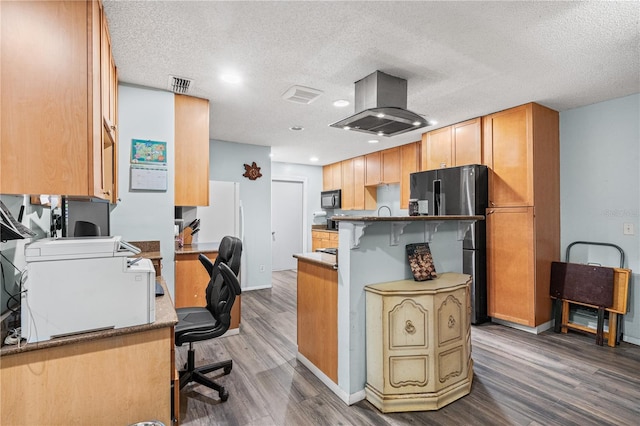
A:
<box><xmin>174</xmin><ymin>236</ymin><xmax>242</xmax><ymax>402</ymax></box>
<box><xmin>74</xmin><ymin>220</ymin><xmax>101</xmax><ymax>237</ymax></box>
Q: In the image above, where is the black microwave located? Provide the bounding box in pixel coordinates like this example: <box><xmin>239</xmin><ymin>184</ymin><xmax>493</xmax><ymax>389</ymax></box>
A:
<box><xmin>321</xmin><ymin>189</ymin><xmax>341</xmax><ymax>209</ymax></box>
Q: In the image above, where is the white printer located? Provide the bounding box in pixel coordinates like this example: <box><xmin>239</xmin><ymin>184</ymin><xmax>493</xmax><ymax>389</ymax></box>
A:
<box><xmin>21</xmin><ymin>236</ymin><xmax>156</xmax><ymax>343</ymax></box>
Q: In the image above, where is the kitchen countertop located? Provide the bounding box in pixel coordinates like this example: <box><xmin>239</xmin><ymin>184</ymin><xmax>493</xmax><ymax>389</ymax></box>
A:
<box><xmin>0</xmin><ymin>278</ymin><xmax>178</xmax><ymax>356</ymax></box>
<box><xmin>175</xmin><ymin>241</ymin><xmax>220</xmax><ymax>254</ymax></box>
<box><xmin>293</xmin><ymin>252</ymin><xmax>338</xmax><ymax>269</ymax></box>
<box><xmin>332</xmin><ymin>215</ymin><xmax>484</xmax><ymax>222</ymax></box>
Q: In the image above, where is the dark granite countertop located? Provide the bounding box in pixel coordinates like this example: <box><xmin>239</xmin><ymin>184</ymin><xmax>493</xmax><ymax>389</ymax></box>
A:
<box><xmin>332</xmin><ymin>215</ymin><xmax>484</xmax><ymax>222</ymax></box>
<box><xmin>175</xmin><ymin>241</ymin><xmax>220</xmax><ymax>255</ymax></box>
<box><xmin>0</xmin><ymin>279</ymin><xmax>178</xmax><ymax>357</ymax></box>
<box><xmin>293</xmin><ymin>252</ymin><xmax>338</xmax><ymax>269</ymax></box>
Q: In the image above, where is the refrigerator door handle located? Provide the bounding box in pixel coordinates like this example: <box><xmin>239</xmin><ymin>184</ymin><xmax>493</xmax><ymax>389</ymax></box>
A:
<box><xmin>239</xmin><ymin>202</ymin><xmax>245</xmax><ymax>242</ymax></box>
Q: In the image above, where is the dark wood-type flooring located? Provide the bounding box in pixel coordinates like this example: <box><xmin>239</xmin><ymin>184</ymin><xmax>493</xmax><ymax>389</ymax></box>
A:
<box><xmin>176</xmin><ymin>270</ymin><xmax>640</xmax><ymax>426</ymax></box>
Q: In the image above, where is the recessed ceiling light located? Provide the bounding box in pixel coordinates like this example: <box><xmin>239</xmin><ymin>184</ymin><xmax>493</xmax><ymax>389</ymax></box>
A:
<box><xmin>429</xmin><ymin>120</ymin><xmax>438</xmax><ymax>126</ymax></box>
<box><xmin>333</xmin><ymin>99</ymin><xmax>350</xmax><ymax>107</ymax></box>
<box><xmin>376</xmin><ymin>113</ymin><xmax>385</xmax><ymax>118</ymax></box>
<box><xmin>368</xmin><ymin>139</ymin><xmax>379</xmax><ymax>144</ymax></box>
<box><xmin>220</xmin><ymin>73</ymin><xmax>241</xmax><ymax>84</ymax></box>
<box><xmin>412</xmin><ymin>121</ymin><xmax>422</xmax><ymax>126</ymax></box>
<box><xmin>377</xmin><ymin>131</ymin><xmax>384</xmax><ymax>136</ymax></box>
<box><xmin>289</xmin><ymin>126</ymin><xmax>304</xmax><ymax>131</ymax></box>
<box><xmin>343</xmin><ymin>126</ymin><xmax>351</xmax><ymax>130</ymax></box>
<box><xmin>310</xmin><ymin>156</ymin><xmax>319</xmax><ymax>162</ymax></box>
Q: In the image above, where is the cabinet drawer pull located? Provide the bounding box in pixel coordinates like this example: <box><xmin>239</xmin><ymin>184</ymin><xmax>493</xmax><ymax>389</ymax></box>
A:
<box><xmin>448</xmin><ymin>315</ymin><xmax>456</xmax><ymax>329</ymax></box>
<box><xmin>405</xmin><ymin>320</ymin><xmax>416</xmax><ymax>334</ymax></box>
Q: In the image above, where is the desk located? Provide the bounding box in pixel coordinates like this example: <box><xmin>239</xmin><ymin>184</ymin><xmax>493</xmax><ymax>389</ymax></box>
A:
<box><xmin>0</xmin><ymin>279</ymin><xmax>178</xmax><ymax>426</ymax></box>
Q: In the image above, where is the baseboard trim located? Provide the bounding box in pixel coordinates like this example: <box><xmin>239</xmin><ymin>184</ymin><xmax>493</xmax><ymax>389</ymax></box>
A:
<box><xmin>491</xmin><ymin>318</ymin><xmax>554</xmax><ymax>335</ymax></box>
<box><xmin>296</xmin><ymin>352</ymin><xmax>365</xmax><ymax>405</ymax></box>
<box><xmin>622</xmin><ymin>335</ymin><xmax>640</xmax><ymax>346</ymax></box>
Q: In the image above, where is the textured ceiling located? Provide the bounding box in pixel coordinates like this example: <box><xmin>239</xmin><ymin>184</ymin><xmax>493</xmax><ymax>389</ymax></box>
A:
<box><xmin>103</xmin><ymin>1</ymin><xmax>640</xmax><ymax>166</ymax></box>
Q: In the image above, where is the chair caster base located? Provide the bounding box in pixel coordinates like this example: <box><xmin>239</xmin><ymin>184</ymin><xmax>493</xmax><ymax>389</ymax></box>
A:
<box><xmin>219</xmin><ymin>388</ymin><xmax>229</xmax><ymax>401</ymax></box>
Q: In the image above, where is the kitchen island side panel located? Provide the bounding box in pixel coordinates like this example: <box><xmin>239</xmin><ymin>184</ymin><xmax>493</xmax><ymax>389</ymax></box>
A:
<box><xmin>337</xmin><ymin>221</ymin><xmax>463</xmax><ymax>400</ymax></box>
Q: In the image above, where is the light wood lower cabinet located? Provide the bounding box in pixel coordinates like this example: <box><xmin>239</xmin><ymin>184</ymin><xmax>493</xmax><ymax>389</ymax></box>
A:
<box><xmin>0</xmin><ymin>327</ymin><xmax>173</xmax><ymax>425</ymax></box>
<box><xmin>486</xmin><ymin>206</ymin><xmax>554</xmax><ymax>327</ymax></box>
<box><xmin>311</xmin><ymin>229</ymin><xmax>338</xmax><ymax>251</ymax></box>
<box><xmin>296</xmin><ymin>259</ymin><xmax>338</xmax><ymax>382</ymax></box>
<box><xmin>175</xmin><ymin>251</ymin><xmax>241</xmax><ymax>330</ymax></box>
<box><xmin>365</xmin><ymin>273</ymin><xmax>472</xmax><ymax>413</ymax></box>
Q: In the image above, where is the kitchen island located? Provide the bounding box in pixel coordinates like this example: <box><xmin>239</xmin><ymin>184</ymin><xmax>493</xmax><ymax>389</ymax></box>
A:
<box><xmin>328</xmin><ymin>215</ymin><xmax>481</xmax><ymax>405</ymax></box>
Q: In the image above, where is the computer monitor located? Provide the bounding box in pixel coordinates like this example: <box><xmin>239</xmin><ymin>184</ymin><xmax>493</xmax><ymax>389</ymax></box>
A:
<box><xmin>62</xmin><ymin>197</ymin><xmax>110</xmax><ymax>237</ymax></box>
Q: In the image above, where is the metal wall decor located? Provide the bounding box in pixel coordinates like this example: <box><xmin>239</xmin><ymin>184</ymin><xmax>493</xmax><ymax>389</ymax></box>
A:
<box><xmin>243</xmin><ymin>162</ymin><xmax>262</xmax><ymax>180</ymax></box>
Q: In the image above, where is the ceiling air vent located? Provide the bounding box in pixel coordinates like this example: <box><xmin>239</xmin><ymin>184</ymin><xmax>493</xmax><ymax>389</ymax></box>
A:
<box><xmin>282</xmin><ymin>85</ymin><xmax>323</xmax><ymax>104</ymax></box>
<box><xmin>168</xmin><ymin>76</ymin><xmax>193</xmax><ymax>94</ymax></box>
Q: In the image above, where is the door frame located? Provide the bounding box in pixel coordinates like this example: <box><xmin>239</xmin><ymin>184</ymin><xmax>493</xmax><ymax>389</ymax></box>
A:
<box><xmin>272</xmin><ymin>175</ymin><xmax>308</xmax><ymax>263</ymax></box>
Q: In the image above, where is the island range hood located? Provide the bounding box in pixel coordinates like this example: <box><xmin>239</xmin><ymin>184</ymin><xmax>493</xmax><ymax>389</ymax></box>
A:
<box><xmin>330</xmin><ymin>71</ymin><xmax>430</xmax><ymax>137</ymax></box>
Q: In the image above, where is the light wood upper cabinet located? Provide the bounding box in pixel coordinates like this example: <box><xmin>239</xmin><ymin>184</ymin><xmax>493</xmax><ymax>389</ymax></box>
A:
<box><xmin>422</xmin><ymin>126</ymin><xmax>453</xmax><ymax>170</ymax></box>
<box><xmin>364</xmin><ymin>152</ymin><xmax>382</xmax><ymax>186</ymax></box>
<box><xmin>323</xmin><ymin>162</ymin><xmax>342</xmax><ymax>191</ymax></box>
<box><xmin>341</xmin><ymin>158</ymin><xmax>355</xmax><ymax>210</ymax></box>
<box><xmin>483</xmin><ymin>103</ymin><xmax>558</xmax><ymax>208</ymax></box>
<box><xmin>421</xmin><ymin>118</ymin><xmax>482</xmax><ymax>172</ymax></box>
<box><xmin>400</xmin><ymin>142</ymin><xmax>420</xmax><ymax>209</ymax></box>
<box><xmin>453</xmin><ymin>118</ymin><xmax>482</xmax><ymax>167</ymax></box>
<box><xmin>365</xmin><ymin>147</ymin><xmax>400</xmax><ymax>185</ymax></box>
<box><xmin>175</xmin><ymin>94</ymin><xmax>210</xmax><ymax>206</ymax></box>
<box><xmin>0</xmin><ymin>0</ymin><xmax>115</xmax><ymax>200</ymax></box>
<box><xmin>381</xmin><ymin>147</ymin><xmax>401</xmax><ymax>183</ymax></box>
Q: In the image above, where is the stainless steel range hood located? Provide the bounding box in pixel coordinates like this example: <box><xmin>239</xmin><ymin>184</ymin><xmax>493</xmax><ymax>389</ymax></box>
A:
<box><xmin>330</xmin><ymin>71</ymin><xmax>430</xmax><ymax>137</ymax></box>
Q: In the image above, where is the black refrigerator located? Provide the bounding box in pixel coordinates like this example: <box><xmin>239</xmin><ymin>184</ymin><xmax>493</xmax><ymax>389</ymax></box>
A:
<box><xmin>409</xmin><ymin>164</ymin><xmax>489</xmax><ymax>324</ymax></box>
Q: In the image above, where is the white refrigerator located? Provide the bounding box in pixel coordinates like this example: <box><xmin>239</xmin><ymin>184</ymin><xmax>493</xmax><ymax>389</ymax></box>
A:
<box><xmin>194</xmin><ymin>180</ymin><xmax>246</xmax><ymax>288</ymax></box>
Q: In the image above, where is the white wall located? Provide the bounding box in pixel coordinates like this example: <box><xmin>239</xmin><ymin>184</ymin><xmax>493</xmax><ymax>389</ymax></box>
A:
<box><xmin>209</xmin><ymin>140</ymin><xmax>272</xmax><ymax>290</ymax></box>
<box><xmin>110</xmin><ymin>84</ymin><xmax>176</xmax><ymax>297</ymax></box>
<box><xmin>272</xmin><ymin>162</ymin><xmax>323</xmax><ymax>252</ymax></box>
<box><xmin>560</xmin><ymin>93</ymin><xmax>640</xmax><ymax>344</ymax></box>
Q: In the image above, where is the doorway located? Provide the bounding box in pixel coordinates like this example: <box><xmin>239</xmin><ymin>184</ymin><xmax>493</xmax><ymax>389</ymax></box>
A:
<box><xmin>271</xmin><ymin>177</ymin><xmax>306</xmax><ymax>271</ymax></box>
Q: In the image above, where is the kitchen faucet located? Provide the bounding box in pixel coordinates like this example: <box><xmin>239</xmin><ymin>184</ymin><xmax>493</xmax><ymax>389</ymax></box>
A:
<box><xmin>377</xmin><ymin>205</ymin><xmax>392</xmax><ymax>217</ymax></box>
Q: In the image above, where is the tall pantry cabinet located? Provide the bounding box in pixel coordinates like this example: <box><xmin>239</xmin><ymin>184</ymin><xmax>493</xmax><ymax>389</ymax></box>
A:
<box><xmin>483</xmin><ymin>103</ymin><xmax>560</xmax><ymax>328</ymax></box>
<box><xmin>0</xmin><ymin>0</ymin><xmax>118</xmax><ymax>202</ymax></box>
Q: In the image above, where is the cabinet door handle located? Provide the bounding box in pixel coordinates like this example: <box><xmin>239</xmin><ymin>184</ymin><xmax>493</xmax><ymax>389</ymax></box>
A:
<box><xmin>487</xmin><ymin>210</ymin><xmax>494</xmax><ymax>215</ymax></box>
<box><xmin>103</xmin><ymin>190</ymin><xmax>111</xmax><ymax>196</ymax></box>
<box><xmin>405</xmin><ymin>320</ymin><xmax>416</xmax><ymax>334</ymax></box>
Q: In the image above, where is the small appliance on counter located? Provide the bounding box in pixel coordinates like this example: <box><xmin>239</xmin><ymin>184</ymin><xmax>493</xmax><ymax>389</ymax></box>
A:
<box><xmin>326</xmin><ymin>218</ymin><xmax>339</xmax><ymax>230</ymax></box>
<box><xmin>21</xmin><ymin>236</ymin><xmax>155</xmax><ymax>343</ymax></box>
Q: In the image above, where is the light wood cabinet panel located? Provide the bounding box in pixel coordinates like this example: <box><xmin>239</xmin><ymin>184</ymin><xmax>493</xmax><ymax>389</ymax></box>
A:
<box><xmin>311</xmin><ymin>230</ymin><xmax>338</xmax><ymax>251</ymax></box>
<box><xmin>400</xmin><ymin>142</ymin><xmax>420</xmax><ymax>209</ymax></box>
<box><xmin>339</xmin><ymin>157</ymin><xmax>375</xmax><ymax>211</ymax></box>
<box><xmin>341</xmin><ymin>159</ymin><xmax>355</xmax><ymax>210</ymax></box>
<box><xmin>365</xmin><ymin>148</ymin><xmax>401</xmax><ymax>185</ymax></box>
<box><xmin>0</xmin><ymin>0</ymin><xmax>114</xmax><ymax>200</ymax></box>
<box><xmin>175</xmin><ymin>252</ymin><xmax>240</xmax><ymax>330</ymax></box>
<box><xmin>453</xmin><ymin>118</ymin><xmax>482</xmax><ymax>167</ymax></box>
<box><xmin>322</xmin><ymin>162</ymin><xmax>342</xmax><ymax>191</ymax></box>
<box><xmin>381</xmin><ymin>147</ymin><xmax>401</xmax><ymax>183</ymax></box>
<box><xmin>1</xmin><ymin>326</ymin><xmax>173</xmax><ymax>425</ymax></box>
<box><xmin>483</xmin><ymin>105</ymin><xmax>533</xmax><ymax>207</ymax></box>
<box><xmin>421</xmin><ymin>126</ymin><xmax>453</xmax><ymax>171</ymax></box>
<box><xmin>365</xmin><ymin>152</ymin><xmax>382</xmax><ymax>186</ymax></box>
<box><xmin>175</xmin><ymin>94</ymin><xmax>210</xmax><ymax>206</ymax></box>
<box><xmin>486</xmin><ymin>207</ymin><xmax>536</xmax><ymax>326</ymax></box>
<box><xmin>297</xmin><ymin>259</ymin><xmax>338</xmax><ymax>383</ymax></box>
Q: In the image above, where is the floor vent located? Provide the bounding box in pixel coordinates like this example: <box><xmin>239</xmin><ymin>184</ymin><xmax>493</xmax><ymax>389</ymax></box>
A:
<box><xmin>168</xmin><ymin>76</ymin><xmax>193</xmax><ymax>94</ymax></box>
<box><xmin>282</xmin><ymin>85</ymin><xmax>323</xmax><ymax>104</ymax></box>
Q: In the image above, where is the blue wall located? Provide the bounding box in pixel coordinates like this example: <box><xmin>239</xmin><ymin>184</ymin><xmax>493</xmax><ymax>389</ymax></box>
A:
<box><xmin>560</xmin><ymin>93</ymin><xmax>640</xmax><ymax>344</ymax></box>
<box><xmin>110</xmin><ymin>84</ymin><xmax>176</xmax><ymax>297</ymax></box>
<box><xmin>209</xmin><ymin>140</ymin><xmax>272</xmax><ymax>290</ymax></box>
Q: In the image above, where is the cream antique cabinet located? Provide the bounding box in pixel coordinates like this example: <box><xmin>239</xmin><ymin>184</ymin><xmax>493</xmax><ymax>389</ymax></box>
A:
<box><xmin>365</xmin><ymin>273</ymin><xmax>473</xmax><ymax>413</ymax></box>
